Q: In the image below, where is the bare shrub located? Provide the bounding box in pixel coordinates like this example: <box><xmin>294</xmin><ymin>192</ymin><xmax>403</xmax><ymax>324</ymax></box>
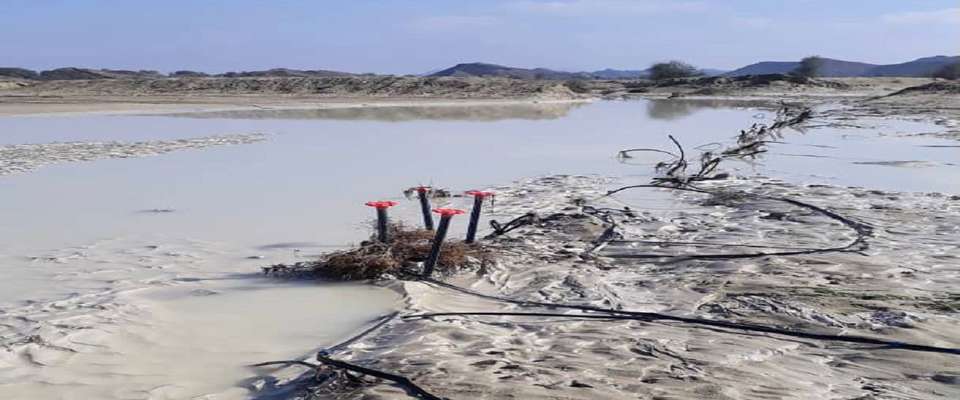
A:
<box><xmin>792</xmin><ymin>56</ymin><xmax>824</xmax><ymax>78</ymax></box>
<box><xmin>649</xmin><ymin>61</ymin><xmax>702</xmax><ymax>81</ymax></box>
<box><xmin>933</xmin><ymin>63</ymin><xmax>960</xmax><ymax>80</ymax></box>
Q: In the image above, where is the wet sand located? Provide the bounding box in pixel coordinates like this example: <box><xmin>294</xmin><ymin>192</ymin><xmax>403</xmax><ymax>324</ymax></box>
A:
<box><xmin>305</xmin><ymin>175</ymin><xmax>959</xmax><ymax>399</ymax></box>
<box><xmin>0</xmin><ymin>85</ymin><xmax>958</xmax><ymax>399</ymax></box>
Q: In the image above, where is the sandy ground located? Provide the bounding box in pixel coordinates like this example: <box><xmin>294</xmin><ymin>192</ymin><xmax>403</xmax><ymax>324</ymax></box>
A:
<box><xmin>2</xmin><ymin>76</ymin><xmax>955</xmax><ymax>136</ymax></box>
<box><xmin>0</xmin><ymin>77</ymin><xmax>958</xmax><ymax>399</ymax></box>
<box><xmin>216</xmin><ymin>81</ymin><xmax>960</xmax><ymax>399</ymax></box>
<box><xmin>290</xmin><ymin>174</ymin><xmax>959</xmax><ymax>399</ymax></box>
<box><xmin>0</xmin><ymin>75</ymin><xmax>587</xmax><ymax>117</ymax></box>
<box><xmin>624</xmin><ymin>77</ymin><xmax>960</xmax><ymax>138</ymax></box>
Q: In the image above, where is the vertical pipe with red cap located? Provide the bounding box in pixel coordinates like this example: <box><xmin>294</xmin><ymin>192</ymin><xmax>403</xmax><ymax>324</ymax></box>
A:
<box><xmin>365</xmin><ymin>201</ymin><xmax>398</xmax><ymax>243</ymax></box>
<box><xmin>416</xmin><ymin>186</ymin><xmax>434</xmax><ymax>230</ymax></box>
<box><xmin>422</xmin><ymin>208</ymin><xmax>464</xmax><ymax>278</ymax></box>
<box><xmin>464</xmin><ymin>190</ymin><xmax>494</xmax><ymax>243</ymax></box>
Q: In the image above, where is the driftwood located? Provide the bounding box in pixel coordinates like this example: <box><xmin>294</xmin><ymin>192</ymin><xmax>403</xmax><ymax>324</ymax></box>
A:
<box><xmin>618</xmin><ymin>106</ymin><xmax>813</xmax><ymax>186</ymax></box>
<box><xmin>599</xmin><ymin>105</ymin><xmax>870</xmax><ymax>260</ymax></box>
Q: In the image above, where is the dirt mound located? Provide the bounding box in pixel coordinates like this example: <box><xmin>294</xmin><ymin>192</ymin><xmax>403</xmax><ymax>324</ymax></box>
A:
<box><xmin>886</xmin><ymin>81</ymin><xmax>960</xmax><ymax>97</ymax></box>
<box><xmin>5</xmin><ymin>76</ymin><xmax>583</xmax><ymax>99</ymax></box>
<box><xmin>651</xmin><ymin>74</ymin><xmax>850</xmax><ymax>92</ymax></box>
<box><xmin>98</xmin><ymin>69</ymin><xmax>166</xmax><ymax>79</ymax></box>
<box><xmin>170</xmin><ymin>70</ymin><xmax>210</xmax><ymax>78</ymax></box>
<box><xmin>217</xmin><ymin>68</ymin><xmax>354</xmax><ymax>78</ymax></box>
<box><xmin>0</xmin><ymin>68</ymin><xmax>39</xmax><ymax>80</ymax></box>
<box><xmin>38</xmin><ymin>68</ymin><xmax>117</xmax><ymax>80</ymax></box>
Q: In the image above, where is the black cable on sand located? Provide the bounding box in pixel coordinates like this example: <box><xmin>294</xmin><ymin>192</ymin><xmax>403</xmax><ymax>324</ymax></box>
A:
<box><xmin>595</xmin><ymin>183</ymin><xmax>871</xmax><ymax>260</ymax></box>
<box><xmin>249</xmin><ymin>312</ymin><xmax>447</xmax><ymax>400</ymax></box>
<box><xmin>418</xmin><ymin>278</ymin><xmax>960</xmax><ymax>356</ymax></box>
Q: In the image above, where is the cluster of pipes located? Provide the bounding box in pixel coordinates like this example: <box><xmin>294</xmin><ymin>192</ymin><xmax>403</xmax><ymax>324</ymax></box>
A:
<box><xmin>365</xmin><ymin>187</ymin><xmax>494</xmax><ymax>278</ymax></box>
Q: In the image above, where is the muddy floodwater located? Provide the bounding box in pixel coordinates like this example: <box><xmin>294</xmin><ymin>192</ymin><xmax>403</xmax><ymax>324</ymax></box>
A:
<box><xmin>0</xmin><ymin>99</ymin><xmax>956</xmax><ymax>399</ymax></box>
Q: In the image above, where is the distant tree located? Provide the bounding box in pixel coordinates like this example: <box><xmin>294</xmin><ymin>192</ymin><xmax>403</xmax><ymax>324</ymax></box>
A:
<box><xmin>792</xmin><ymin>56</ymin><xmax>824</xmax><ymax>78</ymax></box>
<box><xmin>649</xmin><ymin>61</ymin><xmax>702</xmax><ymax>81</ymax></box>
<box><xmin>932</xmin><ymin>63</ymin><xmax>960</xmax><ymax>80</ymax></box>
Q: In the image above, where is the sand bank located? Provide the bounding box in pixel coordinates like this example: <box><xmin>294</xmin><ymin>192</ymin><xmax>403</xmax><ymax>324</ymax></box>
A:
<box><xmin>297</xmin><ymin>174</ymin><xmax>959</xmax><ymax>399</ymax></box>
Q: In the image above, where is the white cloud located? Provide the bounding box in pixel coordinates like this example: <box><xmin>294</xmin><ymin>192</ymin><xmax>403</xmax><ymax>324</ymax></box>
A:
<box><xmin>880</xmin><ymin>7</ymin><xmax>960</xmax><ymax>24</ymax></box>
<box><xmin>507</xmin><ymin>0</ymin><xmax>707</xmax><ymax>16</ymax></box>
<box><xmin>406</xmin><ymin>16</ymin><xmax>501</xmax><ymax>32</ymax></box>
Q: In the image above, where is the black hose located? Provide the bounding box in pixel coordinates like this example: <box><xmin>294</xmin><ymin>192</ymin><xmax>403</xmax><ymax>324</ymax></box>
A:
<box><xmin>316</xmin><ymin>353</ymin><xmax>445</xmax><ymax>400</ymax></box>
<box><xmin>418</xmin><ymin>279</ymin><xmax>959</xmax><ymax>356</ymax></box>
<box><xmin>601</xmin><ymin>183</ymin><xmax>871</xmax><ymax>260</ymax></box>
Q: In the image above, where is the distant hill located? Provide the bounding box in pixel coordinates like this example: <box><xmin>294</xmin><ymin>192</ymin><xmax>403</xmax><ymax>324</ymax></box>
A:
<box><xmin>216</xmin><ymin>68</ymin><xmax>355</xmax><ymax>78</ymax></box>
<box><xmin>0</xmin><ymin>67</ymin><xmax>40</xmax><ymax>80</ymax></box>
<box><xmin>725</xmin><ymin>59</ymin><xmax>876</xmax><ymax>77</ymax></box>
<box><xmin>726</xmin><ymin>56</ymin><xmax>959</xmax><ymax>77</ymax></box>
<box><xmin>428</xmin><ymin>63</ymin><xmax>726</xmax><ymax>80</ymax></box>
<box><xmin>429</xmin><ymin>63</ymin><xmax>640</xmax><ymax>79</ymax></box>
<box><xmin>39</xmin><ymin>68</ymin><xmax>117</xmax><ymax>80</ymax></box>
<box><xmin>590</xmin><ymin>68</ymin><xmax>648</xmax><ymax>79</ymax></box>
<box><xmin>0</xmin><ymin>67</ymin><xmax>355</xmax><ymax>81</ymax></box>
<box><xmin>700</xmin><ymin>68</ymin><xmax>729</xmax><ymax>77</ymax></box>
<box><xmin>170</xmin><ymin>70</ymin><xmax>210</xmax><ymax>78</ymax></box>
<box><xmin>5</xmin><ymin>56</ymin><xmax>955</xmax><ymax>82</ymax></box>
<box><xmin>428</xmin><ymin>63</ymin><xmax>590</xmax><ymax>80</ymax></box>
<box><xmin>867</xmin><ymin>56</ymin><xmax>960</xmax><ymax>77</ymax></box>
<box><xmin>725</xmin><ymin>61</ymin><xmax>799</xmax><ymax>76</ymax></box>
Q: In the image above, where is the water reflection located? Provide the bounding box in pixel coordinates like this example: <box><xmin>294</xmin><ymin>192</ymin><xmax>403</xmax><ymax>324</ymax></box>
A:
<box><xmin>645</xmin><ymin>99</ymin><xmax>776</xmax><ymax>120</ymax></box>
<box><xmin>169</xmin><ymin>102</ymin><xmax>586</xmax><ymax>122</ymax></box>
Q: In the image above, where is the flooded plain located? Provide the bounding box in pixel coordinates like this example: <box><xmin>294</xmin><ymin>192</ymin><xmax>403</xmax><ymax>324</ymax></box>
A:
<box><xmin>0</xmin><ymin>99</ymin><xmax>957</xmax><ymax>399</ymax></box>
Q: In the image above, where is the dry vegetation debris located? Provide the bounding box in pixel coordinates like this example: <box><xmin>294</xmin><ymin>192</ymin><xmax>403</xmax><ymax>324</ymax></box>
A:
<box><xmin>263</xmin><ymin>225</ymin><xmax>492</xmax><ymax>281</ymax></box>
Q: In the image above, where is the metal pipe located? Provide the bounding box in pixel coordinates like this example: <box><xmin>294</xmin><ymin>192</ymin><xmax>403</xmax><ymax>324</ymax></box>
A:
<box><xmin>466</xmin><ymin>195</ymin><xmax>483</xmax><ymax>243</ymax></box>
<box><xmin>376</xmin><ymin>207</ymin><xmax>389</xmax><ymax>242</ymax></box>
<box><xmin>416</xmin><ymin>187</ymin><xmax>434</xmax><ymax>230</ymax></box>
<box><xmin>464</xmin><ymin>191</ymin><xmax>493</xmax><ymax>243</ymax></box>
<box><xmin>365</xmin><ymin>201</ymin><xmax>398</xmax><ymax>243</ymax></box>
<box><xmin>422</xmin><ymin>208</ymin><xmax>464</xmax><ymax>277</ymax></box>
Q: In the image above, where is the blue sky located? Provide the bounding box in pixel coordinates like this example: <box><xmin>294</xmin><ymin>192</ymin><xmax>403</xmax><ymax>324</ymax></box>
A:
<box><xmin>1</xmin><ymin>1</ymin><xmax>957</xmax><ymax>74</ymax></box>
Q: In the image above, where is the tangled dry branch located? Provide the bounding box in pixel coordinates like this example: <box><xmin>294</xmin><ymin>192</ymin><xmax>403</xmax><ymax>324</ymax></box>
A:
<box><xmin>618</xmin><ymin>105</ymin><xmax>813</xmax><ymax>186</ymax></box>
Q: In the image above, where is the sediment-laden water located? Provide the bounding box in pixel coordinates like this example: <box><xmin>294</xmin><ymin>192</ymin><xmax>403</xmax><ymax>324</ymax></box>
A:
<box><xmin>0</xmin><ymin>100</ymin><xmax>956</xmax><ymax>398</ymax></box>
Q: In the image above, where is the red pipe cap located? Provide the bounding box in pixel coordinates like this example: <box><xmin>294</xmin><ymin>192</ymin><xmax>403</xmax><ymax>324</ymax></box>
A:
<box><xmin>415</xmin><ymin>186</ymin><xmax>431</xmax><ymax>193</ymax></box>
<box><xmin>466</xmin><ymin>190</ymin><xmax>495</xmax><ymax>198</ymax></box>
<box><xmin>365</xmin><ymin>201</ymin><xmax>398</xmax><ymax>209</ymax></box>
<box><xmin>433</xmin><ymin>208</ymin><xmax>465</xmax><ymax>217</ymax></box>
